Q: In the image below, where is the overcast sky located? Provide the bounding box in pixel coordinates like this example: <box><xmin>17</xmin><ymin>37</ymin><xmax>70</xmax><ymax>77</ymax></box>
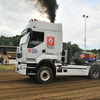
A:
<box><xmin>0</xmin><ymin>0</ymin><xmax>100</xmax><ymax>50</ymax></box>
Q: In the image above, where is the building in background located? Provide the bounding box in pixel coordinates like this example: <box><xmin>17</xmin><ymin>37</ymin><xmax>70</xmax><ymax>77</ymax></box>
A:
<box><xmin>0</xmin><ymin>46</ymin><xmax>17</xmax><ymax>59</ymax></box>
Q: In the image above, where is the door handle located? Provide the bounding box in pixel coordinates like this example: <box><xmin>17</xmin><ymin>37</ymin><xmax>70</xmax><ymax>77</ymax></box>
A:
<box><xmin>42</xmin><ymin>49</ymin><xmax>46</xmax><ymax>53</ymax></box>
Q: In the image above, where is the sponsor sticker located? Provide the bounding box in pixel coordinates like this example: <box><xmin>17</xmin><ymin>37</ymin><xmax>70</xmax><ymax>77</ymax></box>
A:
<box><xmin>32</xmin><ymin>49</ymin><xmax>38</xmax><ymax>54</ymax></box>
<box><xmin>28</xmin><ymin>49</ymin><xmax>38</xmax><ymax>54</ymax></box>
<box><xmin>47</xmin><ymin>36</ymin><xmax>54</xmax><ymax>49</ymax></box>
<box><xmin>80</xmin><ymin>54</ymin><xmax>85</xmax><ymax>59</ymax></box>
<box><xmin>89</xmin><ymin>54</ymin><xmax>93</xmax><ymax>61</ymax></box>
<box><xmin>28</xmin><ymin>49</ymin><xmax>31</xmax><ymax>53</ymax></box>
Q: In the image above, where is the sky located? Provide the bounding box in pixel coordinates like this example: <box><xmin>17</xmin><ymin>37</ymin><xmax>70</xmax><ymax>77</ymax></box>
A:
<box><xmin>0</xmin><ymin>0</ymin><xmax>100</xmax><ymax>50</ymax></box>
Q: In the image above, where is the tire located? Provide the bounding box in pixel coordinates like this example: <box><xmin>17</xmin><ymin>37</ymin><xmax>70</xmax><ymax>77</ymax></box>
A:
<box><xmin>89</xmin><ymin>66</ymin><xmax>100</xmax><ymax>79</ymax></box>
<box><xmin>36</xmin><ymin>66</ymin><xmax>53</xmax><ymax>84</ymax></box>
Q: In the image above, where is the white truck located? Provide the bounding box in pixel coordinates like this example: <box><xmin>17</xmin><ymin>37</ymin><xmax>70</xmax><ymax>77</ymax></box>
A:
<box><xmin>16</xmin><ymin>19</ymin><xmax>100</xmax><ymax>84</ymax></box>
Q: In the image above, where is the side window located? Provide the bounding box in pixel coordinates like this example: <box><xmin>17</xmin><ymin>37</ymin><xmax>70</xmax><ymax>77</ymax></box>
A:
<box><xmin>28</xmin><ymin>31</ymin><xmax>44</xmax><ymax>48</ymax></box>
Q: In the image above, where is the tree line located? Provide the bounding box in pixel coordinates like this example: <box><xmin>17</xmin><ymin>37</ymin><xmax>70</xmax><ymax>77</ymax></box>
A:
<box><xmin>0</xmin><ymin>35</ymin><xmax>20</xmax><ymax>46</ymax></box>
<box><xmin>0</xmin><ymin>35</ymin><xmax>100</xmax><ymax>56</ymax></box>
<box><xmin>63</xmin><ymin>42</ymin><xmax>100</xmax><ymax>56</ymax></box>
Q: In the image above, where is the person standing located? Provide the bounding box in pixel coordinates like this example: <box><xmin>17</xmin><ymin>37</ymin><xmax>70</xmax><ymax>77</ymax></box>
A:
<box><xmin>3</xmin><ymin>55</ymin><xmax>6</xmax><ymax>65</ymax></box>
<box><xmin>1</xmin><ymin>55</ymin><xmax>4</xmax><ymax>65</ymax></box>
<box><xmin>5</xmin><ymin>56</ymin><xmax>8</xmax><ymax>65</ymax></box>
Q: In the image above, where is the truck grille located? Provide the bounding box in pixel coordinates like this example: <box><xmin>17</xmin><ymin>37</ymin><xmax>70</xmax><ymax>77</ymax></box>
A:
<box><xmin>17</xmin><ymin>53</ymin><xmax>22</xmax><ymax>58</ymax></box>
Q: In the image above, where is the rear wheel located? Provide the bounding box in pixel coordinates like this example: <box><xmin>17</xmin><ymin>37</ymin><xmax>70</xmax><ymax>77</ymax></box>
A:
<box><xmin>36</xmin><ymin>66</ymin><xmax>53</xmax><ymax>84</ymax></box>
<box><xmin>89</xmin><ymin>66</ymin><xmax>100</xmax><ymax>79</ymax></box>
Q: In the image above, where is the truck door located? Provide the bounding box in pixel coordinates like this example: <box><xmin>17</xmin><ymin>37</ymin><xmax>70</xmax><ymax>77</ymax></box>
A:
<box><xmin>27</xmin><ymin>31</ymin><xmax>45</xmax><ymax>60</ymax></box>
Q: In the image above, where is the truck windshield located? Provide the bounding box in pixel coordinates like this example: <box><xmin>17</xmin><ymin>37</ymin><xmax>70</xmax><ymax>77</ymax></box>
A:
<box><xmin>19</xmin><ymin>33</ymin><xmax>29</xmax><ymax>45</ymax></box>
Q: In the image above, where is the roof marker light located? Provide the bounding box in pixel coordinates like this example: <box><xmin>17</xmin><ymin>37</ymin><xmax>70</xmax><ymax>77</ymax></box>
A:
<box><xmin>34</xmin><ymin>19</ymin><xmax>36</xmax><ymax>21</ymax></box>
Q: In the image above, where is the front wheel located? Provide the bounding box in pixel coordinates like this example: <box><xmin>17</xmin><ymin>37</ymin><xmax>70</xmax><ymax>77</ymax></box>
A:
<box><xmin>36</xmin><ymin>66</ymin><xmax>53</xmax><ymax>84</ymax></box>
<box><xmin>89</xmin><ymin>66</ymin><xmax>100</xmax><ymax>79</ymax></box>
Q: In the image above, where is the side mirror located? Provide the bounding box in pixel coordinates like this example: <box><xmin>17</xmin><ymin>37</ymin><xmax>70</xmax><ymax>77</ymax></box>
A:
<box><xmin>62</xmin><ymin>50</ymin><xmax>65</xmax><ymax>56</ymax></box>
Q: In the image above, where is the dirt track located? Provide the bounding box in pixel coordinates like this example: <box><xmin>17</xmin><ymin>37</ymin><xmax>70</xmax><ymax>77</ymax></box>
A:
<box><xmin>0</xmin><ymin>70</ymin><xmax>100</xmax><ymax>100</ymax></box>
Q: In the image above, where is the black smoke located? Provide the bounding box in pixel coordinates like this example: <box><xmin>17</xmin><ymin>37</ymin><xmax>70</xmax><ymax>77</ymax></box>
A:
<box><xmin>28</xmin><ymin>0</ymin><xmax>58</xmax><ymax>23</ymax></box>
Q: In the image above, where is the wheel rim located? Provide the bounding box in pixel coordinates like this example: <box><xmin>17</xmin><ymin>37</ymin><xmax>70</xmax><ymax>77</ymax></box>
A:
<box><xmin>92</xmin><ymin>68</ymin><xmax>99</xmax><ymax>78</ymax></box>
<box><xmin>40</xmin><ymin>70</ymin><xmax>50</xmax><ymax>81</ymax></box>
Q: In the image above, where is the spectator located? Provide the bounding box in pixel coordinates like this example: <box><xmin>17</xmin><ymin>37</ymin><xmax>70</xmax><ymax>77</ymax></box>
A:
<box><xmin>5</xmin><ymin>56</ymin><xmax>8</xmax><ymax>65</ymax></box>
<box><xmin>0</xmin><ymin>55</ymin><xmax>1</xmax><ymax>62</ymax></box>
<box><xmin>1</xmin><ymin>55</ymin><xmax>4</xmax><ymax>65</ymax></box>
<box><xmin>3</xmin><ymin>55</ymin><xmax>6</xmax><ymax>64</ymax></box>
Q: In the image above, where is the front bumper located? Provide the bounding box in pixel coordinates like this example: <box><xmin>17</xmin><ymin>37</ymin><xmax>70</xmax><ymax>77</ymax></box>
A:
<box><xmin>16</xmin><ymin>63</ymin><xmax>27</xmax><ymax>75</ymax></box>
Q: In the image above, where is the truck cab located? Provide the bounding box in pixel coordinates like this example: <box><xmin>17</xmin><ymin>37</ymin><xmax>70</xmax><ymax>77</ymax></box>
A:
<box><xmin>16</xmin><ymin>19</ymin><xmax>62</xmax><ymax>83</ymax></box>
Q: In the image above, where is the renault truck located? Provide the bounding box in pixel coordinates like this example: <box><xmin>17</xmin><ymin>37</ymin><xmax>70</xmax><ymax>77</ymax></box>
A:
<box><xmin>16</xmin><ymin>19</ymin><xmax>100</xmax><ymax>84</ymax></box>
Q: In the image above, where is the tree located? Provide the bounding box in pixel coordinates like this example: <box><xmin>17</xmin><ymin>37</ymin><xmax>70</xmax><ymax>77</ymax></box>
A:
<box><xmin>63</xmin><ymin>42</ymin><xmax>67</xmax><ymax>49</ymax></box>
<box><xmin>63</xmin><ymin>42</ymin><xmax>82</xmax><ymax>56</ymax></box>
<box><xmin>71</xmin><ymin>44</ymin><xmax>82</xmax><ymax>56</ymax></box>
<box><xmin>0</xmin><ymin>35</ymin><xmax>21</xmax><ymax>46</ymax></box>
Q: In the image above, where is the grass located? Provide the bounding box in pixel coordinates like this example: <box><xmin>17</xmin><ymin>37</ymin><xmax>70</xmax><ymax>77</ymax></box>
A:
<box><xmin>0</xmin><ymin>64</ymin><xmax>15</xmax><ymax>70</ymax></box>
